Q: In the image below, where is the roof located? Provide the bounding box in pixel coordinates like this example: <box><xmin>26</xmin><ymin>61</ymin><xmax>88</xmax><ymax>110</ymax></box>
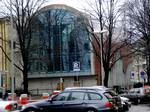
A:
<box><xmin>64</xmin><ymin>86</ymin><xmax>111</xmax><ymax>93</ymax></box>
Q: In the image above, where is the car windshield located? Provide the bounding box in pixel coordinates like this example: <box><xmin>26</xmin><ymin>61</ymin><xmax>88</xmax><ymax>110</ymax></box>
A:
<box><xmin>52</xmin><ymin>92</ymin><xmax>70</xmax><ymax>101</ymax></box>
<box><xmin>108</xmin><ymin>90</ymin><xmax>118</xmax><ymax>96</ymax></box>
<box><xmin>103</xmin><ymin>92</ymin><xmax>113</xmax><ymax>99</ymax></box>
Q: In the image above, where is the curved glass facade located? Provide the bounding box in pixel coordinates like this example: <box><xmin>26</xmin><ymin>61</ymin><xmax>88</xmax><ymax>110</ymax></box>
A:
<box><xmin>28</xmin><ymin>6</ymin><xmax>91</xmax><ymax>74</ymax></box>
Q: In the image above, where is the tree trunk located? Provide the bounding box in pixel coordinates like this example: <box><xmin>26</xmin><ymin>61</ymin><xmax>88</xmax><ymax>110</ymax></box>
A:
<box><xmin>23</xmin><ymin>64</ymin><xmax>28</xmax><ymax>94</ymax></box>
<box><xmin>146</xmin><ymin>42</ymin><xmax>150</xmax><ymax>84</ymax></box>
<box><xmin>104</xmin><ymin>69</ymin><xmax>109</xmax><ymax>87</ymax></box>
<box><xmin>147</xmin><ymin>55</ymin><xmax>150</xmax><ymax>84</ymax></box>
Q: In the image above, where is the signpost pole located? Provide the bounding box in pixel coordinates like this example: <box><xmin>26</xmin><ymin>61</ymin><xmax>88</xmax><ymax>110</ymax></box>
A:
<box><xmin>73</xmin><ymin>61</ymin><xmax>80</xmax><ymax>86</ymax></box>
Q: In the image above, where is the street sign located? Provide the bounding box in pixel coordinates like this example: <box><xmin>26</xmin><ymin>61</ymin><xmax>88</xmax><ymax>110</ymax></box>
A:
<box><xmin>73</xmin><ymin>61</ymin><xmax>80</xmax><ymax>71</ymax></box>
<box><xmin>130</xmin><ymin>72</ymin><xmax>135</xmax><ymax>82</ymax></box>
<box><xmin>140</xmin><ymin>71</ymin><xmax>145</xmax><ymax>79</ymax></box>
<box><xmin>131</xmin><ymin>72</ymin><xmax>135</xmax><ymax>79</ymax></box>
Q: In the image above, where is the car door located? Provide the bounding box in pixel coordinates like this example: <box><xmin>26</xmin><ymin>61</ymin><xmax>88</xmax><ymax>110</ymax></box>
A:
<box><xmin>43</xmin><ymin>92</ymin><xmax>70</xmax><ymax>112</ymax></box>
<box><xmin>87</xmin><ymin>92</ymin><xmax>106</xmax><ymax>111</ymax></box>
<box><xmin>63</xmin><ymin>91</ymin><xmax>86</xmax><ymax>112</ymax></box>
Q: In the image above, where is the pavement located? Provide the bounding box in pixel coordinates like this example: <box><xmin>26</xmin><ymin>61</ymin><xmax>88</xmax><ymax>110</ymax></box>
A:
<box><xmin>129</xmin><ymin>104</ymin><xmax>150</xmax><ymax>112</ymax></box>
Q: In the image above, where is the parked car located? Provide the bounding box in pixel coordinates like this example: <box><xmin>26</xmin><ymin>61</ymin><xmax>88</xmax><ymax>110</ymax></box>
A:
<box><xmin>65</xmin><ymin>86</ymin><xmax>131</xmax><ymax>112</ymax></box>
<box><xmin>21</xmin><ymin>89</ymin><xmax>119</xmax><ymax>112</ymax></box>
<box><xmin>50</xmin><ymin>90</ymin><xmax>61</xmax><ymax>98</ymax></box>
<box><xmin>120</xmin><ymin>96</ymin><xmax>131</xmax><ymax>111</ymax></box>
<box><xmin>0</xmin><ymin>100</ymin><xmax>18</xmax><ymax>112</ymax></box>
<box><xmin>96</xmin><ymin>87</ymin><xmax>131</xmax><ymax>111</ymax></box>
<box><xmin>101</xmin><ymin>88</ymin><xmax>131</xmax><ymax>111</ymax></box>
<box><xmin>120</xmin><ymin>87</ymin><xmax>150</xmax><ymax>104</ymax></box>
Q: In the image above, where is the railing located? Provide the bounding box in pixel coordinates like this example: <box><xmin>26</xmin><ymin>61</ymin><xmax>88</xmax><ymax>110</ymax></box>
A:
<box><xmin>29</xmin><ymin>88</ymin><xmax>54</xmax><ymax>96</ymax></box>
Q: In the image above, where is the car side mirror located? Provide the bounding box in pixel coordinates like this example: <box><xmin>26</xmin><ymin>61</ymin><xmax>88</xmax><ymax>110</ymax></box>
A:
<box><xmin>49</xmin><ymin>97</ymin><xmax>53</xmax><ymax>103</ymax></box>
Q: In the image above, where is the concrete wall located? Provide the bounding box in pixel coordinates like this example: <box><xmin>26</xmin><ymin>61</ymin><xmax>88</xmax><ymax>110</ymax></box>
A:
<box><xmin>28</xmin><ymin>76</ymin><xmax>97</xmax><ymax>95</ymax></box>
<box><xmin>108</xmin><ymin>56</ymin><xmax>132</xmax><ymax>88</ymax></box>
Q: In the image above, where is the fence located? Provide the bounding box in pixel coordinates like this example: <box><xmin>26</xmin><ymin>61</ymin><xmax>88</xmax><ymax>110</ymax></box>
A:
<box><xmin>29</xmin><ymin>88</ymin><xmax>55</xmax><ymax>96</ymax></box>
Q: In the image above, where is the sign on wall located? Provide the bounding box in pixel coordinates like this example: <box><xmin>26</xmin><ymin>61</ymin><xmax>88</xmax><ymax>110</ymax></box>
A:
<box><xmin>73</xmin><ymin>61</ymin><xmax>80</xmax><ymax>71</ymax></box>
<box><xmin>140</xmin><ymin>71</ymin><xmax>145</xmax><ymax>80</ymax></box>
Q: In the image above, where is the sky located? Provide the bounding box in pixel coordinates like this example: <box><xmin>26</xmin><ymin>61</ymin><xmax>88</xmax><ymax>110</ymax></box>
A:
<box><xmin>47</xmin><ymin>0</ymin><xmax>89</xmax><ymax>11</ymax></box>
<box><xmin>47</xmin><ymin>0</ymin><xmax>125</xmax><ymax>10</ymax></box>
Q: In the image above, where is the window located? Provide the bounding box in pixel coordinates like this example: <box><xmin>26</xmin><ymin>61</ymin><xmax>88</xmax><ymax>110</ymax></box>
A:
<box><xmin>84</xmin><ymin>93</ymin><xmax>89</xmax><ymax>100</ymax></box>
<box><xmin>53</xmin><ymin>92</ymin><xmax>70</xmax><ymax>101</ymax></box>
<box><xmin>104</xmin><ymin>92</ymin><xmax>113</xmax><ymax>99</ymax></box>
<box><xmin>88</xmin><ymin>93</ymin><xmax>102</xmax><ymax>100</ymax></box>
<box><xmin>69</xmin><ymin>92</ymin><xmax>85</xmax><ymax>101</ymax></box>
<box><xmin>28</xmin><ymin>7</ymin><xmax>91</xmax><ymax>73</ymax></box>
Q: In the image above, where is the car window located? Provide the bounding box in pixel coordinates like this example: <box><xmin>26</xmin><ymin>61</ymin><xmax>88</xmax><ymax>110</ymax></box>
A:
<box><xmin>109</xmin><ymin>90</ymin><xmax>118</xmax><ymax>96</ymax></box>
<box><xmin>104</xmin><ymin>92</ymin><xmax>113</xmax><ymax>99</ymax></box>
<box><xmin>52</xmin><ymin>92</ymin><xmax>70</xmax><ymax>101</ymax></box>
<box><xmin>88</xmin><ymin>93</ymin><xmax>102</xmax><ymax>100</ymax></box>
<box><xmin>68</xmin><ymin>92</ymin><xmax>85</xmax><ymax>101</ymax></box>
<box><xmin>84</xmin><ymin>93</ymin><xmax>89</xmax><ymax>100</ymax></box>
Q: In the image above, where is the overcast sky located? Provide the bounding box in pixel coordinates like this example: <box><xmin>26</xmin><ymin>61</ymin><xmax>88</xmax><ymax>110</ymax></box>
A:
<box><xmin>47</xmin><ymin>0</ymin><xmax>89</xmax><ymax>11</ymax></box>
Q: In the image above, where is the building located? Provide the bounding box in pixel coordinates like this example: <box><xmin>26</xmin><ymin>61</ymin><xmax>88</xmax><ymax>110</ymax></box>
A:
<box><xmin>0</xmin><ymin>18</ymin><xmax>10</xmax><ymax>90</ymax></box>
<box><xmin>0</xmin><ymin>17</ymin><xmax>22</xmax><ymax>92</ymax></box>
<box><xmin>109</xmin><ymin>45</ymin><xmax>133</xmax><ymax>88</ymax></box>
<box><xmin>10</xmin><ymin>4</ymin><xmax>134</xmax><ymax>94</ymax></box>
<box><xmin>131</xmin><ymin>40</ymin><xmax>147</xmax><ymax>84</ymax></box>
<box><xmin>27</xmin><ymin>4</ymin><xmax>97</xmax><ymax>94</ymax></box>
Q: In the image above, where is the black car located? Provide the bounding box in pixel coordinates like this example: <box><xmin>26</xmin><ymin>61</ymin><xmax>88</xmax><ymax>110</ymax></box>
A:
<box><xmin>21</xmin><ymin>89</ymin><xmax>118</xmax><ymax>112</ymax></box>
<box><xmin>65</xmin><ymin>86</ymin><xmax>125</xmax><ymax>111</ymax></box>
<box><xmin>120</xmin><ymin>87</ymin><xmax>150</xmax><ymax>104</ymax></box>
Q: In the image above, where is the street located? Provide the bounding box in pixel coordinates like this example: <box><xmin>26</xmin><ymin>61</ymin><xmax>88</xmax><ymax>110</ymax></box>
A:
<box><xmin>129</xmin><ymin>104</ymin><xmax>150</xmax><ymax>112</ymax></box>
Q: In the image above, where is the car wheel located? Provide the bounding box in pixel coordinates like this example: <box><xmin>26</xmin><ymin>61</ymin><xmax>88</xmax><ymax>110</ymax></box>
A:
<box><xmin>137</xmin><ymin>99</ymin><xmax>140</xmax><ymax>104</ymax></box>
<box><xmin>26</xmin><ymin>108</ymin><xmax>40</xmax><ymax>112</ymax></box>
<box><xmin>134</xmin><ymin>99</ymin><xmax>140</xmax><ymax>105</ymax></box>
<box><xmin>86</xmin><ymin>109</ymin><xmax>97</xmax><ymax>112</ymax></box>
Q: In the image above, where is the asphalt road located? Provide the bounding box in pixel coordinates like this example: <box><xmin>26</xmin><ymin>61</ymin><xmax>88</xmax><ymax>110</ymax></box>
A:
<box><xmin>129</xmin><ymin>104</ymin><xmax>150</xmax><ymax>112</ymax></box>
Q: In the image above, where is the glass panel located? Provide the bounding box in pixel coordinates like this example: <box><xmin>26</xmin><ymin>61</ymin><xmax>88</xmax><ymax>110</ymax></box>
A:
<box><xmin>53</xmin><ymin>92</ymin><xmax>70</xmax><ymax>101</ymax></box>
<box><xmin>89</xmin><ymin>93</ymin><xmax>103</xmax><ymax>100</ymax></box>
<box><xmin>104</xmin><ymin>92</ymin><xmax>113</xmax><ymax>99</ymax></box>
<box><xmin>68</xmin><ymin>92</ymin><xmax>85</xmax><ymax>101</ymax></box>
<box><xmin>84</xmin><ymin>93</ymin><xmax>89</xmax><ymax>100</ymax></box>
<box><xmin>28</xmin><ymin>8</ymin><xmax>91</xmax><ymax>74</ymax></box>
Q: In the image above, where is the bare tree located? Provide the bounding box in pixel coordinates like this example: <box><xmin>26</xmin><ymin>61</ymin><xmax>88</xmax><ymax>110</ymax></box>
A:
<box><xmin>0</xmin><ymin>0</ymin><xmax>47</xmax><ymax>93</ymax></box>
<box><xmin>123</xmin><ymin>0</ymin><xmax>150</xmax><ymax>84</ymax></box>
<box><xmin>83</xmin><ymin>0</ymin><xmax>132</xmax><ymax>87</ymax></box>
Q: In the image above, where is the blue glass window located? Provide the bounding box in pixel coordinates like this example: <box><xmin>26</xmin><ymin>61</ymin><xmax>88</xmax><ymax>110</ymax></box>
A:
<box><xmin>28</xmin><ymin>8</ymin><xmax>91</xmax><ymax>73</ymax></box>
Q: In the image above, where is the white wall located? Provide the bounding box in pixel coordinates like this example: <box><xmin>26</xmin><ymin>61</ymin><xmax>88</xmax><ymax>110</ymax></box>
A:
<box><xmin>108</xmin><ymin>56</ymin><xmax>132</xmax><ymax>88</ymax></box>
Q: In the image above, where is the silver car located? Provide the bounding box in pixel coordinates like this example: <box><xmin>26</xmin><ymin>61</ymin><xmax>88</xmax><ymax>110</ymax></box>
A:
<box><xmin>0</xmin><ymin>100</ymin><xmax>18</xmax><ymax>112</ymax></box>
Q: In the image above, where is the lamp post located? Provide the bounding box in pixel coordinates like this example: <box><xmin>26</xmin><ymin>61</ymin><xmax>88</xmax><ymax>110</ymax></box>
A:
<box><xmin>10</xmin><ymin>0</ymin><xmax>15</xmax><ymax>100</ymax></box>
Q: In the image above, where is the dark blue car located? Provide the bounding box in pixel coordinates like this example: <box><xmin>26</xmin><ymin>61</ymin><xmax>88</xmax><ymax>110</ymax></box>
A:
<box><xmin>21</xmin><ymin>89</ymin><xmax>118</xmax><ymax>112</ymax></box>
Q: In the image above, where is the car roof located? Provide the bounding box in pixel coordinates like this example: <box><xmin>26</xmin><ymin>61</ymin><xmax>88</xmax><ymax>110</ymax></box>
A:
<box><xmin>65</xmin><ymin>86</ymin><xmax>111</xmax><ymax>91</ymax></box>
<box><xmin>65</xmin><ymin>88</ymin><xmax>98</xmax><ymax>92</ymax></box>
<box><xmin>64</xmin><ymin>86</ymin><xmax>110</xmax><ymax>93</ymax></box>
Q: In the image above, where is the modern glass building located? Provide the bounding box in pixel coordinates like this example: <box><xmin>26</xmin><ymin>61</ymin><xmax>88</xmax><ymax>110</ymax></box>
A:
<box><xmin>27</xmin><ymin>5</ymin><xmax>96</xmax><ymax>92</ymax></box>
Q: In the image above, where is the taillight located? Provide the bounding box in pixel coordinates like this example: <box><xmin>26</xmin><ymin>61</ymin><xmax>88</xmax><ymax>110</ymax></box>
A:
<box><xmin>105</xmin><ymin>102</ymin><xmax>113</xmax><ymax>108</ymax></box>
<box><xmin>5</xmin><ymin>104</ymin><xmax>13</xmax><ymax>110</ymax></box>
